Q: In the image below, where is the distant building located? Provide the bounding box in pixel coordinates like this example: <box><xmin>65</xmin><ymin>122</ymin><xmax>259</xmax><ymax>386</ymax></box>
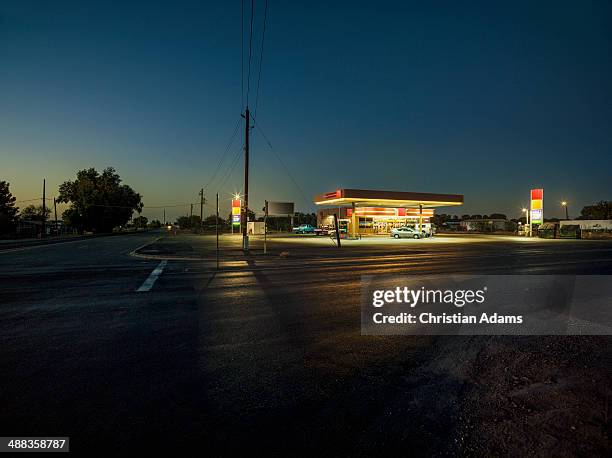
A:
<box><xmin>560</xmin><ymin>219</ymin><xmax>612</xmax><ymax>239</ymax></box>
<box><xmin>460</xmin><ymin>218</ymin><xmax>516</xmax><ymax>233</ymax></box>
<box><xmin>16</xmin><ymin>219</ymin><xmax>67</xmax><ymax>238</ymax></box>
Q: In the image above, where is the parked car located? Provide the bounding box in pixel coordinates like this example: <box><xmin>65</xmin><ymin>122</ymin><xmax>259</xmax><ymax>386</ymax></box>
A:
<box><xmin>292</xmin><ymin>224</ymin><xmax>316</xmax><ymax>234</ymax></box>
<box><xmin>326</xmin><ymin>227</ymin><xmax>347</xmax><ymax>238</ymax></box>
<box><xmin>390</xmin><ymin>227</ymin><xmax>423</xmax><ymax>239</ymax></box>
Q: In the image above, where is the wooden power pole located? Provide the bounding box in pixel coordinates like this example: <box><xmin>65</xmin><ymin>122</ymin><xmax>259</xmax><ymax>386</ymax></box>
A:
<box><xmin>53</xmin><ymin>198</ymin><xmax>58</xmax><ymax>236</ymax></box>
<box><xmin>41</xmin><ymin>179</ymin><xmax>46</xmax><ymax>238</ymax></box>
<box><xmin>199</xmin><ymin>188</ymin><xmax>204</xmax><ymax>232</ymax></box>
<box><xmin>216</xmin><ymin>193</ymin><xmax>219</xmax><ymax>270</ymax></box>
<box><xmin>242</xmin><ymin>106</ymin><xmax>250</xmax><ymax>251</ymax></box>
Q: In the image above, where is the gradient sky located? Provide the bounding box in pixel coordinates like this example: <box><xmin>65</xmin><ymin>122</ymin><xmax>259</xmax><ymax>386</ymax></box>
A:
<box><xmin>1</xmin><ymin>0</ymin><xmax>611</xmax><ymax>222</ymax></box>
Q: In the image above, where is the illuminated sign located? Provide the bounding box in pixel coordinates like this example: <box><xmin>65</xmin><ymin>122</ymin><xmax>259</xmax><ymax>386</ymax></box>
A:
<box><xmin>232</xmin><ymin>199</ymin><xmax>241</xmax><ymax>226</ymax></box>
<box><xmin>346</xmin><ymin>207</ymin><xmax>435</xmax><ymax>218</ymax></box>
<box><xmin>530</xmin><ymin>188</ymin><xmax>543</xmax><ymax>224</ymax></box>
<box><xmin>323</xmin><ymin>190</ymin><xmax>342</xmax><ymax>199</ymax></box>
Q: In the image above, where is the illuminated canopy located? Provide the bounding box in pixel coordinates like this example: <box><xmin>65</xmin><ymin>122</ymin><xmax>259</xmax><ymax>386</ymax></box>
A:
<box><xmin>314</xmin><ymin>189</ymin><xmax>463</xmax><ymax>208</ymax></box>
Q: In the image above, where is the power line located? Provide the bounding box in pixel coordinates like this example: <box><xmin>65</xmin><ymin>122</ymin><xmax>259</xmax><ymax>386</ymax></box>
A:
<box><xmin>14</xmin><ymin>198</ymin><xmax>45</xmax><ymax>204</ymax></box>
<box><xmin>203</xmin><ymin>116</ymin><xmax>241</xmax><ymax>190</ymax></box>
<box><xmin>241</xmin><ymin>0</ymin><xmax>244</xmax><ymax>108</ymax></box>
<box><xmin>88</xmin><ymin>203</ymin><xmax>197</xmax><ymax>209</ymax></box>
<box><xmin>253</xmin><ymin>0</ymin><xmax>268</xmax><ymax>120</ymax></box>
<box><xmin>250</xmin><ymin>115</ymin><xmax>312</xmax><ymax>207</ymax></box>
<box><xmin>246</xmin><ymin>0</ymin><xmax>255</xmax><ymax>105</ymax></box>
<box><xmin>143</xmin><ymin>203</ymin><xmax>198</xmax><ymax>209</ymax></box>
<box><xmin>217</xmin><ymin>145</ymin><xmax>245</xmax><ymax>192</ymax></box>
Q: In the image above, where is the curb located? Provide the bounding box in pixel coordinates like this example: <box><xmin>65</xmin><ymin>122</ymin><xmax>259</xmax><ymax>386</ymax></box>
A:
<box><xmin>128</xmin><ymin>236</ymin><xmax>220</xmax><ymax>261</ymax></box>
<box><xmin>0</xmin><ymin>230</ymin><xmax>151</xmax><ymax>253</ymax></box>
<box><xmin>128</xmin><ymin>236</ymin><xmax>162</xmax><ymax>256</ymax></box>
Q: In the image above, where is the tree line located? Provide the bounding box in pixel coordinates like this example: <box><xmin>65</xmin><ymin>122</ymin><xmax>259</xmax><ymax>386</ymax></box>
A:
<box><xmin>174</xmin><ymin>211</ymin><xmax>317</xmax><ymax>232</ymax></box>
<box><xmin>2</xmin><ymin>171</ymin><xmax>610</xmax><ymax>237</ymax></box>
<box><xmin>1</xmin><ymin>167</ymin><xmax>318</xmax><ymax>237</ymax></box>
<box><xmin>0</xmin><ymin>167</ymin><xmax>143</xmax><ymax>236</ymax></box>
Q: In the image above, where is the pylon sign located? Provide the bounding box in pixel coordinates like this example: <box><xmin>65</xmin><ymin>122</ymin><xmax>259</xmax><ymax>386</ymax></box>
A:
<box><xmin>530</xmin><ymin>189</ymin><xmax>543</xmax><ymax>225</ymax></box>
<box><xmin>232</xmin><ymin>199</ymin><xmax>241</xmax><ymax>226</ymax></box>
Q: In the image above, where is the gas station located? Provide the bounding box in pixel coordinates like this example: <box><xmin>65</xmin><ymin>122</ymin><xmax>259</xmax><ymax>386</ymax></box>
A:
<box><xmin>314</xmin><ymin>188</ymin><xmax>464</xmax><ymax>237</ymax></box>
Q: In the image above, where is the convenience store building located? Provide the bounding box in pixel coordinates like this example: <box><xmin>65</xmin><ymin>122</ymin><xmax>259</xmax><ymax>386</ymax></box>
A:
<box><xmin>314</xmin><ymin>188</ymin><xmax>463</xmax><ymax>237</ymax></box>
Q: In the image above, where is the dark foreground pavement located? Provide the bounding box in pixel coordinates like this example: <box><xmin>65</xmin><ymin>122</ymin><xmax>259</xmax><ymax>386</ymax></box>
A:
<box><xmin>1</xmin><ymin>232</ymin><xmax>610</xmax><ymax>455</ymax></box>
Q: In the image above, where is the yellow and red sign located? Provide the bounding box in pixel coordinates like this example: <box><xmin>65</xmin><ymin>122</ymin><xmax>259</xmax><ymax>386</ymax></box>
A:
<box><xmin>231</xmin><ymin>199</ymin><xmax>241</xmax><ymax>226</ymax></box>
<box><xmin>530</xmin><ymin>189</ymin><xmax>543</xmax><ymax>224</ymax></box>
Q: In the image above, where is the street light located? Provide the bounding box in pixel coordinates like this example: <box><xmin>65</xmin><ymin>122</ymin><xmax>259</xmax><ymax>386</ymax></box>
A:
<box><xmin>522</xmin><ymin>208</ymin><xmax>530</xmax><ymax>236</ymax></box>
<box><xmin>561</xmin><ymin>201</ymin><xmax>569</xmax><ymax>220</ymax></box>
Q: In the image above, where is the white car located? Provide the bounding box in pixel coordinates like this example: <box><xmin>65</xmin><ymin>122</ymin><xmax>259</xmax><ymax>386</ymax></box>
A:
<box><xmin>390</xmin><ymin>227</ymin><xmax>423</xmax><ymax>239</ymax></box>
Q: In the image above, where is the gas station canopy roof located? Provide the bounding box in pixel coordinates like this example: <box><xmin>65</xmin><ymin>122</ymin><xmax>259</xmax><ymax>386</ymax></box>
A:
<box><xmin>314</xmin><ymin>189</ymin><xmax>463</xmax><ymax>208</ymax></box>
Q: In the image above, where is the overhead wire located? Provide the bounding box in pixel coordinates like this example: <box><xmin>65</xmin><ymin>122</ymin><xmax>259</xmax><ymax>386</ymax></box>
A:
<box><xmin>203</xmin><ymin>116</ymin><xmax>242</xmax><ymax>191</ymax></box>
<box><xmin>246</xmin><ymin>0</ymin><xmax>255</xmax><ymax>105</ymax></box>
<box><xmin>14</xmin><ymin>198</ymin><xmax>45</xmax><ymax>204</ymax></box>
<box><xmin>241</xmin><ymin>0</ymin><xmax>244</xmax><ymax>108</ymax></box>
<box><xmin>217</xmin><ymin>145</ymin><xmax>245</xmax><ymax>192</ymax></box>
<box><xmin>250</xmin><ymin>115</ymin><xmax>312</xmax><ymax>208</ymax></box>
<box><xmin>253</xmin><ymin>0</ymin><xmax>268</xmax><ymax>120</ymax></box>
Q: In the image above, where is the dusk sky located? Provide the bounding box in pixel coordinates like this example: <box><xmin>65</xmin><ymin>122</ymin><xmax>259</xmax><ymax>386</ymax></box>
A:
<box><xmin>1</xmin><ymin>1</ymin><xmax>611</xmax><ymax>222</ymax></box>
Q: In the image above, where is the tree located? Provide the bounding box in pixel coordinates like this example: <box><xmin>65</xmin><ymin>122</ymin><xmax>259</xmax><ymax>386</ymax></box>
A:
<box><xmin>149</xmin><ymin>219</ymin><xmax>162</xmax><ymax>229</ymax></box>
<box><xmin>0</xmin><ymin>181</ymin><xmax>19</xmax><ymax>234</ymax></box>
<box><xmin>431</xmin><ymin>213</ymin><xmax>451</xmax><ymax>226</ymax></box>
<box><xmin>133</xmin><ymin>215</ymin><xmax>148</xmax><ymax>228</ymax></box>
<box><xmin>176</xmin><ymin>215</ymin><xmax>201</xmax><ymax>229</ymax></box>
<box><xmin>57</xmin><ymin>167</ymin><xmax>143</xmax><ymax>233</ymax></box>
<box><xmin>294</xmin><ymin>212</ymin><xmax>317</xmax><ymax>226</ymax></box>
<box><xmin>19</xmin><ymin>204</ymin><xmax>51</xmax><ymax>222</ymax></box>
<box><xmin>203</xmin><ymin>214</ymin><xmax>225</xmax><ymax>226</ymax></box>
<box><xmin>489</xmin><ymin>213</ymin><xmax>507</xmax><ymax>220</ymax></box>
<box><xmin>579</xmin><ymin>201</ymin><xmax>612</xmax><ymax>220</ymax></box>
<box><xmin>176</xmin><ymin>216</ymin><xmax>190</xmax><ymax>228</ymax></box>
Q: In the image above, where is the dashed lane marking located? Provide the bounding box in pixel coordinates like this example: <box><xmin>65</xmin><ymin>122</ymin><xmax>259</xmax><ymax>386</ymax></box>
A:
<box><xmin>136</xmin><ymin>260</ymin><xmax>167</xmax><ymax>292</ymax></box>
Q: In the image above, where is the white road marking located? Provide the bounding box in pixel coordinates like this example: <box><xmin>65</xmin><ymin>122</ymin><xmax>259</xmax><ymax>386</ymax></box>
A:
<box><xmin>136</xmin><ymin>260</ymin><xmax>167</xmax><ymax>292</ymax></box>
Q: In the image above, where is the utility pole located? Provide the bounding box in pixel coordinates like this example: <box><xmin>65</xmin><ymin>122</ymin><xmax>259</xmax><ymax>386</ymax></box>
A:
<box><xmin>242</xmin><ymin>106</ymin><xmax>250</xmax><ymax>251</ymax></box>
<box><xmin>53</xmin><ymin>197</ymin><xmax>58</xmax><ymax>236</ymax></box>
<box><xmin>526</xmin><ymin>208</ymin><xmax>530</xmax><ymax>236</ymax></box>
<box><xmin>216</xmin><ymin>193</ymin><xmax>219</xmax><ymax>270</ymax></box>
<box><xmin>264</xmin><ymin>200</ymin><xmax>268</xmax><ymax>254</ymax></box>
<box><xmin>562</xmin><ymin>201</ymin><xmax>569</xmax><ymax>220</ymax></box>
<box><xmin>190</xmin><ymin>203</ymin><xmax>194</xmax><ymax>231</ymax></box>
<box><xmin>199</xmin><ymin>188</ymin><xmax>204</xmax><ymax>233</ymax></box>
<box><xmin>163</xmin><ymin>209</ymin><xmax>166</xmax><ymax>225</ymax></box>
<box><xmin>333</xmin><ymin>213</ymin><xmax>341</xmax><ymax>248</ymax></box>
<box><xmin>41</xmin><ymin>179</ymin><xmax>46</xmax><ymax>238</ymax></box>
<box><xmin>419</xmin><ymin>204</ymin><xmax>423</xmax><ymax>234</ymax></box>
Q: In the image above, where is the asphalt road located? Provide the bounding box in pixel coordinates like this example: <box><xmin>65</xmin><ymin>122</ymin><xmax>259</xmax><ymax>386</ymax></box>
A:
<box><xmin>1</xmin><ymin>232</ymin><xmax>610</xmax><ymax>455</ymax></box>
